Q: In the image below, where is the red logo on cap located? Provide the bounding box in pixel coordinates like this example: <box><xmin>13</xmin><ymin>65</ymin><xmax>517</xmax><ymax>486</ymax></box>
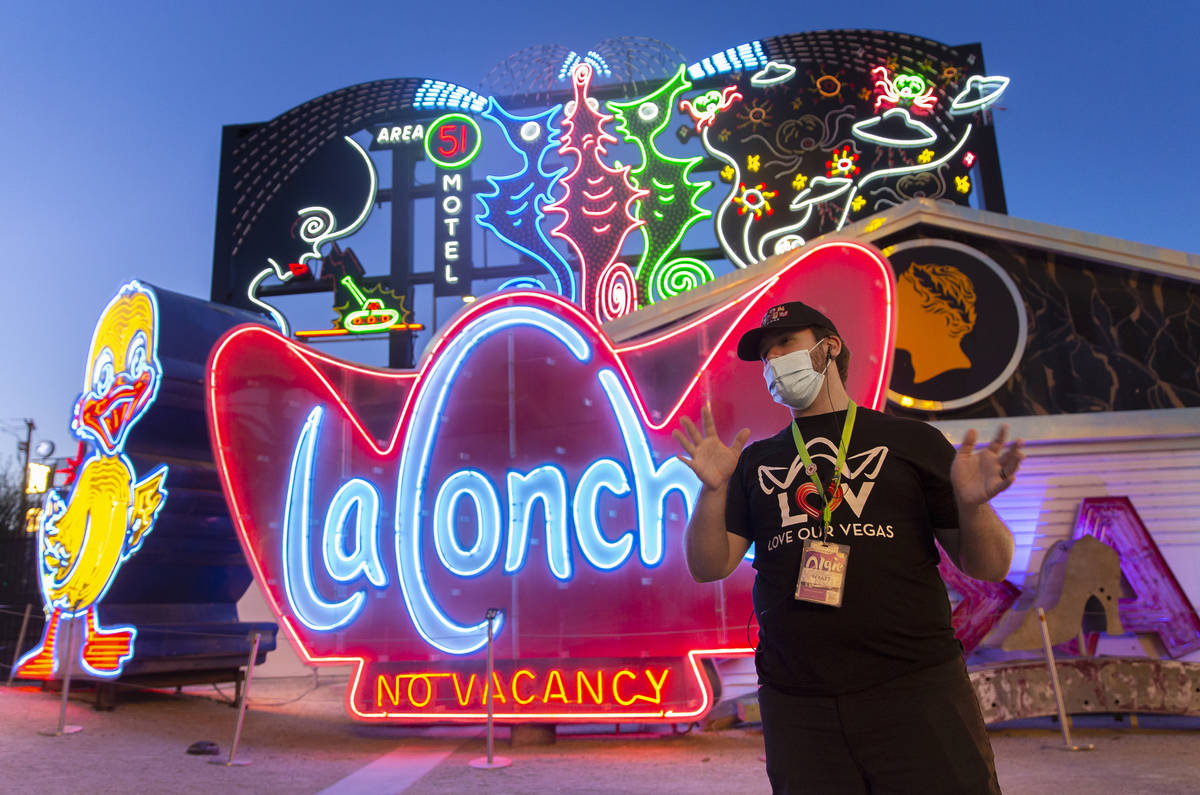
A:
<box><xmin>763</xmin><ymin>305</ymin><xmax>789</xmax><ymax>325</ymax></box>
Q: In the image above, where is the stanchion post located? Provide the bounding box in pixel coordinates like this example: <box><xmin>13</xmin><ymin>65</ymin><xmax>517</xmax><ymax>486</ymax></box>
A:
<box><xmin>469</xmin><ymin>608</ymin><xmax>511</xmax><ymax>770</ymax></box>
<box><xmin>1036</xmin><ymin>607</ymin><xmax>1093</xmax><ymax>752</ymax></box>
<box><xmin>39</xmin><ymin>604</ymin><xmax>82</xmax><ymax>736</ymax></box>
<box><xmin>211</xmin><ymin>631</ymin><xmax>261</xmax><ymax>767</ymax></box>
<box><xmin>7</xmin><ymin>603</ymin><xmax>34</xmax><ymax>687</ymax></box>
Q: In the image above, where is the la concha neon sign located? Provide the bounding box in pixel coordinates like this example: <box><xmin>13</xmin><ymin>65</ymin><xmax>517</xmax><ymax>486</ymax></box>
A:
<box><xmin>208</xmin><ymin>242</ymin><xmax>897</xmax><ymax>721</ymax></box>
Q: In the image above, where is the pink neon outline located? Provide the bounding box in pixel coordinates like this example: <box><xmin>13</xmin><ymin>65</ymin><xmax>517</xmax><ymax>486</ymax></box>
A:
<box><xmin>544</xmin><ymin>61</ymin><xmax>648</xmax><ymax>318</ymax></box>
<box><xmin>207</xmin><ymin>245</ymin><xmax>892</xmax><ymax>721</ymax></box>
<box><xmin>611</xmin><ymin>241</ymin><xmax>895</xmax><ymax>425</ymax></box>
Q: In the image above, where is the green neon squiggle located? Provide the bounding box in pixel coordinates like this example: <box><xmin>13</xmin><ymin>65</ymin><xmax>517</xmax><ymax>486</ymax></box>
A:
<box><xmin>652</xmin><ymin>257</ymin><xmax>715</xmax><ymax>302</ymax></box>
<box><xmin>608</xmin><ymin>66</ymin><xmax>713</xmax><ymax>306</ymax></box>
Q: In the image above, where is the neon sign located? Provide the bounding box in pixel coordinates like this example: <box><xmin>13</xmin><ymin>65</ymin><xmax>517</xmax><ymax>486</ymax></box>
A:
<box><xmin>17</xmin><ymin>282</ymin><xmax>169</xmax><ymax>680</ymax></box>
<box><xmin>545</xmin><ymin>62</ymin><xmax>648</xmax><ymax>320</ymax></box>
<box><xmin>207</xmin><ymin>241</ymin><xmax>899</xmax><ymax>721</ymax></box>
<box><xmin>872</xmin><ymin>66</ymin><xmax>938</xmax><ymax>114</ymax></box>
<box><xmin>424</xmin><ymin>113</ymin><xmax>483</xmax><ymax>170</ymax></box>
<box><xmin>215</xmin><ymin>31</ymin><xmax>1010</xmax><ymax>337</ymax></box>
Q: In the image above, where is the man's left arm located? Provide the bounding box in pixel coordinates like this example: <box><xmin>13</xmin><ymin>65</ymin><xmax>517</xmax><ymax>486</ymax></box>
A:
<box><xmin>936</xmin><ymin>425</ymin><xmax>1025</xmax><ymax>583</ymax></box>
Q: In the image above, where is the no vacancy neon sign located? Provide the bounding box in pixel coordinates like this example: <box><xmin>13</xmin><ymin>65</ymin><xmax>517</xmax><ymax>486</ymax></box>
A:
<box><xmin>207</xmin><ymin>241</ymin><xmax>897</xmax><ymax>721</ymax></box>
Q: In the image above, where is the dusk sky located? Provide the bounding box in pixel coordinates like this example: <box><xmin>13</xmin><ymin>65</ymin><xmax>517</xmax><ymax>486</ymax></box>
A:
<box><xmin>2</xmin><ymin>0</ymin><xmax>1196</xmax><ymax>461</ymax></box>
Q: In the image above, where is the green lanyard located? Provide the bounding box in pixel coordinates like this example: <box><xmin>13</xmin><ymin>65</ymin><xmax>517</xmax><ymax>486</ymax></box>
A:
<box><xmin>790</xmin><ymin>401</ymin><xmax>857</xmax><ymax>526</ymax></box>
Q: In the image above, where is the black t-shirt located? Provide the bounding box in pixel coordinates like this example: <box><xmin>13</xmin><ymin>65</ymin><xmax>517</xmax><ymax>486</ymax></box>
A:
<box><xmin>726</xmin><ymin>406</ymin><xmax>962</xmax><ymax>695</ymax></box>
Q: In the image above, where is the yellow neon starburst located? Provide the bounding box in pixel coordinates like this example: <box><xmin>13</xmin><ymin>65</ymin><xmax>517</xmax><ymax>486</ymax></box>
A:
<box><xmin>718</xmin><ymin>128</ymin><xmax>731</xmax><ymax>142</ymax></box>
<box><xmin>864</xmin><ymin>217</ymin><xmax>887</xmax><ymax>233</ymax></box>
<box><xmin>747</xmin><ymin>154</ymin><xmax>761</xmax><ymax>173</ymax></box>
<box><xmin>858</xmin><ymin>87</ymin><xmax>871</xmax><ymax>101</ymax></box>
<box><xmin>851</xmin><ymin>196</ymin><xmax>866</xmax><ymax>212</ymax></box>
<box><xmin>720</xmin><ymin>165</ymin><xmax>735</xmax><ymax>182</ymax></box>
<box><xmin>955</xmin><ymin>175</ymin><xmax>971</xmax><ymax>194</ymax></box>
<box><xmin>792</xmin><ymin>97</ymin><xmax>804</xmax><ymax>110</ymax></box>
<box><xmin>731</xmin><ymin>182</ymin><xmax>778</xmax><ymax>220</ymax></box>
<box><xmin>917</xmin><ymin>149</ymin><xmax>934</xmax><ymax>164</ymax></box>
<box><xmin>792</xmin><ymin>173</ymin><xmax>808</xmax><ymax>191</ymax></box>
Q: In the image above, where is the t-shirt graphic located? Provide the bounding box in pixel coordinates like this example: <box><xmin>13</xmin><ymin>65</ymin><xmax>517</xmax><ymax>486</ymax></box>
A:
<box><xmin>756</xmin><ymin>440</ymin><xmax>889</xmax><ymax>535</ymax></box>
<box><xmin>724</xmin><ymin>407</ymin><xmax>962</xmax><ymax>696</ymax></box>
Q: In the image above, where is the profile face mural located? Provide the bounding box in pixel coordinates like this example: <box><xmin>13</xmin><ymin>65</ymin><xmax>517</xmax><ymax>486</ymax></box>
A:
<box><xmin>17</xmin><ymin>282</ymin><xmax>170</xmax><ymax>679</ymax></box>
<box><xmin>207</xmin><ymin>242</ymin><xmax>899</xmax><ymax>721</ymax></box>
<box><xmin>887</xmin><ymin>240</ymin><xmax>1027</xmax><ymax>411</ymax></box>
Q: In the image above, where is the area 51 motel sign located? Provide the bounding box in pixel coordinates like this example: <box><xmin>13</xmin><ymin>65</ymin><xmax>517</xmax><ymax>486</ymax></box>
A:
<box><xmin>207</xmin><ymin>242</ymin><xmax>896</xmax><ymax>722</ymax></box>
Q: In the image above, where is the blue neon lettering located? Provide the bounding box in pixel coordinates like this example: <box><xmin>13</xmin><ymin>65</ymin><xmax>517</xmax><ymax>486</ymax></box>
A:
<box><xmin>393</xmin><ymin>307</ymin><xmax>589</xmax><ymax>654</ymax></box>
<box><xmin>504</xmin><ymin>465</ymin><xmax>571</xmax><ymax>579</ymax></box>
<box><xmin>277</xmin><ymin>306</ymin><xmax>702</xmax><ymax>655</ymax></box>
<box><xmin>573</xmin><ymin>458</ymin><xmax>633</xmax><ymax>570</ymax></box>
<box><xmin>283</xmin><ymin>407</ymin><xmax>369</xmax><ymax>631</ymax></box>
<box><xmin>598</xmin><ymin>369</ymin><xmax>700</xmax><ymax>566</ymax></box>
<box><xmin>433</xmin><ymin>469</ymin><xmax>501</xmax><ymax>577</ymax></box>
<box><xmin>322</xmin><ymin>478</ymin><xmax>386</xmax><ymax>587</ymax></box>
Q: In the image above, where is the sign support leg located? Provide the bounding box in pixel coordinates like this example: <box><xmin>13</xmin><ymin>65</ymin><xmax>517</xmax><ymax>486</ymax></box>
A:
<box><xmin>470</xmin><ymin>609</ymin><xmax>511</xmax><ymax>769</ymax></box>
<box><xmin>6</xmin><ymin>602</ymin><xmax>33</xmax><ymax>687</ymax></box>
<box><xmin>39</xmin><ymin>605</ymin><xmax>82</xmax><ymax>736</ymax></box>
<box><xmin>1037</xmin><ymin>607</ymin><xmax>1093</xmax><ymax>751</ymax></box>
<box><xmin>211</xmin><ymin>631</ymin><xmax>261</xmax><ymax>766</ymax></box>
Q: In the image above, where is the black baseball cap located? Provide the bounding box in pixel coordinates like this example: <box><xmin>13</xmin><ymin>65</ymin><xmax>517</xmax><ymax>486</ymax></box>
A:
<box><xmin>736</xmin><ymin>301</ymin><xmax>839</xmax><ymax>361</ymax></box>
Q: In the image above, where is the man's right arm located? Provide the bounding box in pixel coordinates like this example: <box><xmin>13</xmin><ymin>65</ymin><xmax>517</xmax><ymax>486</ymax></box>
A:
<box><xmin>684</xmin><ymin>483</ymin><xmax>752</xmax><ymax>582</ymax></box>
<box><xmin>673</xmin><ymin>405</ymin><xmax>752</xmax><ymax>583</ymax></box>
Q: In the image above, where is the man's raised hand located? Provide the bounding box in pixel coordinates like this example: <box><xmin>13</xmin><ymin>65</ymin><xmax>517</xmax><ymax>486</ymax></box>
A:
<box><xmin>951</xmin><ymin>424</ymin><xmax>1025</xmax><ymax>507</ymax></box>
<box><xmin>673</xmin><ymin>405</ymin><xmax>751</xmax><ymax>491</ymax></box>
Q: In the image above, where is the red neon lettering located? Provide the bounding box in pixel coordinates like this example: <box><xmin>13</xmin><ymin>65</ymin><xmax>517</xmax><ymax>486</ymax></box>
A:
<box><xmin>483</xmin><ymin>671</ymin><xmax>507</xmax><ymax>704</ymax></box>
<box><xmin>438</xmin><ymin>124</ymin><xmax>466</xmax><ymax>157</ymax></box>
<box><xmin>645</xmin><ymin>668</ymin><xmax>670</xmax><ymax>703</ymax></box>
<box><xmin>451</xmin><ymin>673</ymin><xmax>477</xmax><ymax>706</ymax></box>
<box><xmin>612</xmin><ymin>670</ymin><xmax>638</xmax><ymax>706</ymax></box>
<box><xmin>407</xmin><ymin>674</ymin><xmax>435</xmax><ymax>708</ymax></box>
<box><xmin>576</xmin><ymin>670</ymin><xmax>603</xmax><ymax>705</ymax></box>
<box><xmin>613</xmin><ymin>669</ymin><xmax>666</xmax><ymax>706</ymax></box>
<box><xmin>542</xmin><ymin>669</ymin><xmax>569</xmax><ymax>704</ymax></box>
<box><xmin>378</xmin><ymin>675</ymin><xmax>402</xmax><ymax>707</ymax></box>
<box><xmin>512</xmin><ymin>669</ymin><xmax>537</xmax><ymax>705</ymax></box>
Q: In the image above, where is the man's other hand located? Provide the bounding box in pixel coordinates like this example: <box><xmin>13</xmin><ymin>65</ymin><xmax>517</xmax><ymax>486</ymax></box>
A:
<box><xmin>673</xmin><ymin>405</ymin><xmax>751</xmax><ymax>491</ymax></box>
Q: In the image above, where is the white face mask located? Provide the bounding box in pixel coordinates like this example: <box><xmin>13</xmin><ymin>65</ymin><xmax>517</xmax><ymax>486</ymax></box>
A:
<box><xmin>763</xmin><ymin>340</ymin><xmax>830</xmax><ymax>409</ymax></box>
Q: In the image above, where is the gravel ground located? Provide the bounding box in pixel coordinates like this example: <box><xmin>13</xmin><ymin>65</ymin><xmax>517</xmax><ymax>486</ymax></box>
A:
<box><xmin>3</xmin><ymin>676</ymin><xmax>1199</xmax><ymax>794</ymax></box>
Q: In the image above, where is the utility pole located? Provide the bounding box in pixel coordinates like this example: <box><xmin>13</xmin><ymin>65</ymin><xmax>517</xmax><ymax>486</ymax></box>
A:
<box><xmin>17</xmin><ymin>419</ymin><xmax>34</xmax><ymax>528</ymax></box>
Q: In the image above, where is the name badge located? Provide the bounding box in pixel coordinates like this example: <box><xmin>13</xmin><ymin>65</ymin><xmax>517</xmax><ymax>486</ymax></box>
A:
<box><xmin>794</xmin><ymin>540</ymin><xmax>850</xmax><ymax>607</ymax></box>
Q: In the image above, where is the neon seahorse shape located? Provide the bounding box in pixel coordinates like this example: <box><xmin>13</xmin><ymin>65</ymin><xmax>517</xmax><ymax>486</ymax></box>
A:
<box><xmin>544</xmin><ymin>62</ymin><xmax>648</xmax><ymax>318</ymax></box>
<box><xmin>608</xmin><ymin>65</ymin><xmax>714</xmax><ymax>306</ymax></box>
<box><xmin>476</xmin><ymin>98</ymin><xmax>574</xmax><ymax>300</ymax></box>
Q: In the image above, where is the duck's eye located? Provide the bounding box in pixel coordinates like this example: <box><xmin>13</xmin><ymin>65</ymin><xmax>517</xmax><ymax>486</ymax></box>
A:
<box><xmin>92</xmin><ymin>349</ymin><xmax>115</xmax><ymax>396</ymax></box>
<box><xmin>637</xmin><ymin>102</ymin><xmax>658</xmax><ymax>122</ymax></box>
<box><xmin>126</xmin><ymin>332</ymin><xmax>148</xmax><ymax>379</ymax></box>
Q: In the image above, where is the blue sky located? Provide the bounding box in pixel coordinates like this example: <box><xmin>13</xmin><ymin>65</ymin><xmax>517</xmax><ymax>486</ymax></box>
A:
<box><xmin>2</xmin><ymin>0</ymin><xmax>1196</xmax><ymax>460</ymax></box>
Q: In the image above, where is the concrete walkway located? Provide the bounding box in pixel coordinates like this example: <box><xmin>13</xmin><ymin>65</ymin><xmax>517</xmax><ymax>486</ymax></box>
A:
<box><xmin>2</xmin><ymin>676</ymin><xmax>1198</xmax><ymax>793</ymax></box>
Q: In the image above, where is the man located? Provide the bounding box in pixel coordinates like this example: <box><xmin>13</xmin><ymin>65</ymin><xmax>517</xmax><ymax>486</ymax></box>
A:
<box><xmin>674</xmin><ymin>301</ymin><xmax>1022</xmax><ymax>794</ymax></box>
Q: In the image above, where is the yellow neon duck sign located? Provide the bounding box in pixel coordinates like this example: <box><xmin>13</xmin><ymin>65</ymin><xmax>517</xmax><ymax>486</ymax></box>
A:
<box><xmin>16</xmin><ymin>281</ymin><xmax>169</xmax><ymax>679</ymax></box>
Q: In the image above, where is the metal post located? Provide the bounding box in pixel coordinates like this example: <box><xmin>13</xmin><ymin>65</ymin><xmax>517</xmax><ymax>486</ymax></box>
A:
<box><xmin>39</xmin><ymin>606</ymin><xmax>82</xmax><ymax>736</ymax></box>
<box><xmin>469</xmin><ymin>609</ymin><xmax>511</xmax><ymax>769</ymax></box>
<box><xmin>7</xmin><ymin>603</ymin><xmax>33</xmax><ymax>687</ymax></box>
<box><xmin>211</xmin><ymin>631</ymin><xmax>261</xmax><ymax>766</ymax></box>
<box><xmin>1036</xmin><ymin>607</ymin><xmax>1093</xmax><ymax>751</ymax></box>
<box><xmin>18</xmin><ymin>419</ymin><xmax>34</xmax><ymax>523</ymax></box>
